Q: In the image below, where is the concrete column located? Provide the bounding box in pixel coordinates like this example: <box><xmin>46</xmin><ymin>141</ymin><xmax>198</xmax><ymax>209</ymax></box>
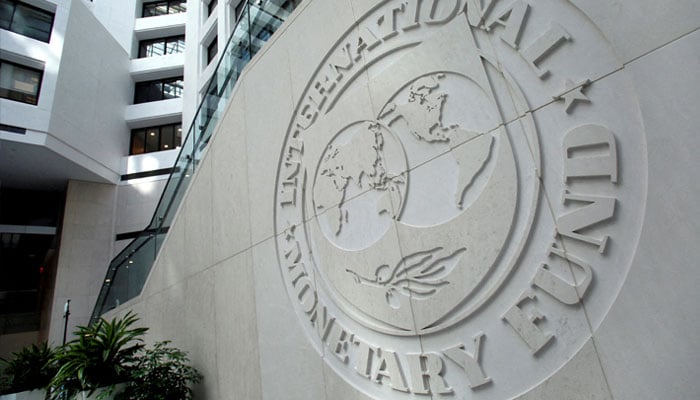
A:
<box><xmin>48</xmin><ymin>180</ymin><xmax>117</xmax><ymax>345</ymax></box>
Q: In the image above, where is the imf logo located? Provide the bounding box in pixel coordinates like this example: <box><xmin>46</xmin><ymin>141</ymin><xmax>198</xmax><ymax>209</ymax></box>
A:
<box><xmin>274</xmin><ymin>1</ymin><xmax>647</xmax><ymax>398</ymax></box>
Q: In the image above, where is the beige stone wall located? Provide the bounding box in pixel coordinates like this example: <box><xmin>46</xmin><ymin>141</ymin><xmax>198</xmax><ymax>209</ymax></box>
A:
<box><xmin>105</xmin><ymin>1</ymin><xmax>700</xmax><ymax>399</ymax></box>
<box><xmin>49</xmin><ymin>181</ymin><xmax>117</xmax><ymax>345</ymax></box>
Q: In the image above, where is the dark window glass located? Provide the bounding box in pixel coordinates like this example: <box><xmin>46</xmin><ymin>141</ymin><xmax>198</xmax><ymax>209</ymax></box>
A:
<box><xmin>154</xmin><ymin>3</ymin><xmax>168</xmax><ymax>15</ymax></box>
<box><xmin>142</xmin><ymin>0</ymin><xmax>186</xmax><ymax>17</ymax></box>
<box><xmin>139</xmin><ymin>40</ymin><xmax>164</xmax><ymax>57</ymax></box>
<box><xmin>160</xmin><ymin>124</ymin><xmax>174</xmax><ymax>150</ymax></box>
<box><xmin>138</xmin><ymin>35</ymin><xmax>185</xmax><ymax>58</ymax></box>
<box><xmin>169</xmin><ymin>1</ymin><xmax>186</xmax><ymax>14</ymax></box>
<box><xmin>162</xmin><ymin>77</ymin><xmax>183</xmax><ymax>99</ymax></box>
<box><xmin>165</xmin><ymin>36</ymin><xmax>185</xmax><ymax>54</ymax></box>
<box><xmin>207</xmin><ymin>37</ymin><xmax>218</xmax><ymax>64</ymax></box>
<box><xmin>234</xmin><ymin>0</ymin><xmax>245</xmax><ymax>20</ymax></box>
<box><xmin>130</xmin><ymin>129</ymin><xmax>145</xmax><ymax>154</ymax></box>
<box><xmin>207</xmin><ymin>0</ymin><xmax>217</xmax><ymax>16</ymax></box>
<box><xmin>134</xmin><ymin>80</ymin><xmax>162</xmax><ymax>103</ymax></box>
<box><xmin>134</xmin><ymin>76</ymin><xmax>183</xmax><ymax>104</ymax></box>
<box><xmin>175</xmin><ymin>124</ymin><xmax>182</xmax><ymax>146</ymax></box>
<box><xmin>130</xmin><ymin>123</ymin><xmax>182</xmax><ymax>155</ymax></box>
<box><xmin>143</xmin><ymin>2</ymin><xmax>164</xmax><ymax>17</ymax></box>
<box><xmin>0</xmin><ymin>60</ymin><xmax>43</xmax><ymax>105</ymax></box>
<box><xmin>145</xmin><ymin>128</ymin><xmax>159</xmax><ymax>152</ymax></box>
<box><xmin>0</xmin><ymin>1</ymin><xmax>14</xmax><ymax>29</ymax></box>
<box><xmin>0</xmin><ymin>0</ymin><xmax>54</xmax><ymax>43</ymax></box>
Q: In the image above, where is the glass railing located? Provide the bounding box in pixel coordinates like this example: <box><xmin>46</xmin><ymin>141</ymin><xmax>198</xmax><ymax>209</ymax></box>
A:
<box><xmin>91</xmin><ymin>0</ymin><xmax>299</xmax><ymax>322</ymax></box>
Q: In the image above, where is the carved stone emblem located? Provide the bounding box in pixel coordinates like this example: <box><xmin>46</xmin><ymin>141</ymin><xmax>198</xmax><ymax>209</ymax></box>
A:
<box><xmin>274</xmin><ymin>1</ymin><xmax>647</xmax><ymax>398</ymax></box>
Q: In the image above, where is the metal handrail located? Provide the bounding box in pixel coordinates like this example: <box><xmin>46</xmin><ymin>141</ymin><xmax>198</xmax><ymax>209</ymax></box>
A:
<box><xmin>90</xmin><ymin>0</ymin><xmax>298</xmax><ymax>323</ymax></box>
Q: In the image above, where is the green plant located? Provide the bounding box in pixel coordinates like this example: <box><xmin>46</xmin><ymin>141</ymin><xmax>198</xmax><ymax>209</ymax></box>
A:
<box><xmin>49</xmin><ymin>311</ymin><xmax>148</xmax><ymax>400</ymax></box>
<box><xmin>0</xmin><ymin>371</ymin><xmax>8</xmax><ymax>394</ymax></box>
<box><xmin>116</xmin><ymin>341</ymin><xmax>203</xmax><ymax>400</ymax></box>
<box><xmin>0</xmin><ymin>342</ymin><xmax>58</xmax><ymax>394</ymax></box>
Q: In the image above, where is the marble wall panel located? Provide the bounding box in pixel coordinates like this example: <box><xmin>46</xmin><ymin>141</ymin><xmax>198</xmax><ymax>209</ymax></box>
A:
<box><xmin>103</xmin><ymin>1</ymin><xmax>700</xmax><ymax>399</ymax></box>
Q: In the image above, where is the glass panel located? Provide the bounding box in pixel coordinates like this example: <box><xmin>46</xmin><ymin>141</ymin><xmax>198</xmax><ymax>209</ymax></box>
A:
<box><xmin>169</xmin><ymin>0</ymin><xmax>186</xmax><ymax>14</ymax></box>
<box><xmin>175</xmin><ymin>124</ymin><xmax>182</xmax><ymax>147</ymax></box>
<box><xmin>101</xmin><ymin>262</ymin><xmax>126</xmax><ymax>313</ymax></box>
<box><xmin>142</xmin><ymin>3</ymin><xmax>157</xmax><ymax>17</ymax></box>
<box><xmin>134</xmin><ymin>81</ymin><xmax>160</xmax><ymax>103</ymax></box>
<box><xmin>93</xmin><ymin>0</ymin><xmax>301</xmax><ymax>322</ymax></box>
<box><xmin>162</xmin><ymin>78</ymin><xmax>183</xmax><ymax>99</ymax></box>
<box><xmin>145</xmin><ymin>127</ymin><xmax>159</xmax><ymax>152</ymax></box>
<box><xmin>125</xmin><ymin>238</ymin><xmax>156</xmax><ymax>299</ymax></box>
<box><xmin>12</xmin><ymin>4</ymin><xmax>52</xmax><ymax>43</ymax></box>
<box><xmin>0</xmin><ymin>0</ymin><xmax>13</xmax><ymax>30</ymax></box>
<box><xmin>201</xmin><ymin>81</ymin><xmax>218</xmax><ymax>133</ymax></box>
<box><xmin>0</xmin><ymin>61</ymin><xmax>42</xmax><ymax>105</ymax></box>
<box><xmin>155</xmin><ymin>152</ymin><xmax>193</xmax><ymax>228</ymax></box>
<box><xmin>152</xmin><ymin>40</ymin><xmax>166</xmax><ymax>56</ymax></box>
<box><xmin>138</xmin><ymin>41</ymin><xmax>149</xmax><ymax>58</ymax></box>
<box><xmin>165</xmin><ymin>36</ymin><xmax>185</xmax><ymax>54</ymax></box>
<box><xmin>130</xmin><ymin>129</ymin><xmax>146</xmax><ymax>155</ymax></box>
<box><xmin>154</xmin><ymin>3</ymin><xmax>168</xmax><ymax>16</ymax></box>
<box><xmin>141</xmin><ymin>39</ymin><xmax>165</xmax><ymax>57</ymax></box>
<box><xmin>97</xmin><ymin>235</ymin><xmax>150</xmax><ymax>315</ymax></box>
<box><xmin>263</xmin><ymin>0</ymin><xmax>296</xmax><ymax>20</ymax></box>
<box><xmin>160</xmin><ymin>124</ymin><xmax>174</xmax><ymax>150</ymax></box>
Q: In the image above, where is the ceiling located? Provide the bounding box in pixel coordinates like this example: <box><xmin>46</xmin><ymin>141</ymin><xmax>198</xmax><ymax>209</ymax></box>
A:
<box><xmin>0</xmin><ymin>137</ymin><xmax>111</xmax><ymax>191</ymax></box>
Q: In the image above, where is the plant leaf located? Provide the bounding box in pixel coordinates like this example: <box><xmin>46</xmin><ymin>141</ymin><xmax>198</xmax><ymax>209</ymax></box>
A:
<box><xmin>388</xmin><ymin>247</ymin><xmax>466</xmax><ymax>299</ymax></box>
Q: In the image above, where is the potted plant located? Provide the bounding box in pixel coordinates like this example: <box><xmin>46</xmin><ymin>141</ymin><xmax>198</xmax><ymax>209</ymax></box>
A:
<box><xmin>115</xmin><ymin>341</ymin><xmax>202</xmax><ymax>400</ymax></box>
<box><xmin>0</xmin><ymin>342</ymin><xmax>57</xmax><ymax>399</ymax></box>
<box><xmin>49</xmin><ymin>312</ymin><xmax>147</xmax><ymax>400</ymax></box>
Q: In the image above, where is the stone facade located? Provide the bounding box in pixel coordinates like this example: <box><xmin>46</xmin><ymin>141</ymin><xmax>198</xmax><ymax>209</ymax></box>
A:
<box><xmin>105</xmin><ymin>1</ymin><xmax>700</xmax><ymax>399</ymax></box>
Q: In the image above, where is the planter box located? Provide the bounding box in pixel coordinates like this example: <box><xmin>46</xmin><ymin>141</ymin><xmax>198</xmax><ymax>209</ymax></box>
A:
<box><xmin>0</xmin><ymin>391</ymin><xmax>45</xmax><ymax>400</ymax></box>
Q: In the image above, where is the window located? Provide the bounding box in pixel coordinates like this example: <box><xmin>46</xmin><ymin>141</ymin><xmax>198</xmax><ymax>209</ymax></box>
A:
<box><xmin>142</xmin><ymin>0</ymin><xmax>186</xmax><ymax>17</ymax></box>
<box><xmin>138</xmin><ymin>35</ymin><xmax>185</xmax><ymax>58</ymax></box>
<box><xmin>206</xmin><ymin>37</ymin><xmax>218</xmax><ymax>65</ymax></box>
<box><xmin>130</xmin><ymin>123</ymin><xmax>182</xmax><ymax>154</ymax></box>
<box><xmin>134</xmin><ymin>76</ymin><xmax>183</xmax><ymax>104</ymax></box>
<box><xmin>234</xmin><ymin>0</ymin><xmax>246</xmax><ymax>21</ymax></box>
<box><xmin>207</xmin><ymin>0</ymin><xmax>217</xmax><ymax>17</ymax></box>
<box><xmin>0</xmin><ymin>0</ymin><xmax>54</xmax><ymax>42</ymax></box>
<box><xmin>0</xmin><ymin>60</ymin><xmax>42</xmax><ymax>105</ymax></box>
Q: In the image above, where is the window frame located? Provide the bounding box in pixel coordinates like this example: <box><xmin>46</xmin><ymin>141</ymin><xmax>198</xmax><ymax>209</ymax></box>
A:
<box><xmin>0</xmin><ymin>59</ymin><xmax>44</xmax><ymax>106</ymax></box>
<box><xmin>206</xmin><ymin>36</ymin><xmax>218</xmax><ymax>65</ymax></box>
<box><xmin>137</xmin><ymin>35</ymin><xmax>185</xmax><ymax>58</ymax></box>
<box><xmin>141</xmin><ymin>0</ymin><xmax>187</xmax><ymax>18</ymax></box>
<box><xmin>0</xmin><ymin>0</ymin><xmax>55</xmax><ymax>43</ymax></box>
<box><xmin>207</xmin><ymin>0</ymin><xmax>217</xmax><ymax>17</ymax></box>
<box><xmin>130</xmin><ymin>122</ymin><xmax>182</xmax><ymax>155</ymax></box>
<box><xmin>133</xmin><ymin>76</ymin><xmax>184</xmax><ymax>104</ymax></box>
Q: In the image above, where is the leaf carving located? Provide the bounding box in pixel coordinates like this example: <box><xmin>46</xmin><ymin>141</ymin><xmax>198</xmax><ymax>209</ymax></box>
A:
<box><xmin>345</xmin><ymin>247</ymin><xmax>466</xmax><ymax>306</ymax></box>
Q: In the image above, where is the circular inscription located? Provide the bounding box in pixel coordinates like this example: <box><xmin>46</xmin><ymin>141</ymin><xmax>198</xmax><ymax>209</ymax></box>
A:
<box><xmin>273</xmin><ymin>1</ymin><xmax>647</xmax><ymax>399</ymax></box>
